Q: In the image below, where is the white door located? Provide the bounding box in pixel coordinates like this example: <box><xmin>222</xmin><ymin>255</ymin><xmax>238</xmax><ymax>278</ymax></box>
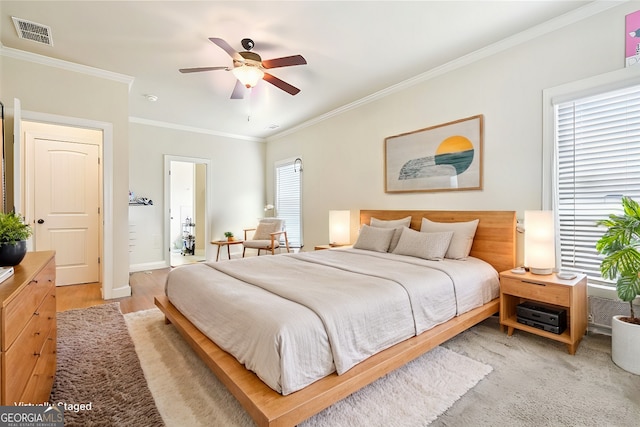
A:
<box><xmin>24</xmin><ymin>122</ymin><xmax>102</xmax><ymax>286</ymax></box>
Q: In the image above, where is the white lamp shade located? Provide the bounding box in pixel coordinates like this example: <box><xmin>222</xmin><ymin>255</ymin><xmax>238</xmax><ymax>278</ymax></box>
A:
<box><xmin>329</xmin><ymin>210</ymin><xmax>351</xmax><ymax>246</ymax></box>
<box><xmin>232</xmin><ymin>65</ymin><xmax>264</xmax><ymax>88</ymax></box>
<box><xmin>524</xmin><ymin>210</ymin><xmax>556</xmax><ymax>275</ymax></box>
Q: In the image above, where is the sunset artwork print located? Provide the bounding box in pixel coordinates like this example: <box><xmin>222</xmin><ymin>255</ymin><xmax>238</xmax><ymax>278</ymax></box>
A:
<box><xmin>626</xmin><ymin>10</ymin><xmax>640</xmax><ymax>67</ymax></box>
<box><xmin>385</xmin><ymin>115</ymin><xmax>483</xmax><ymax>193</ymax></box>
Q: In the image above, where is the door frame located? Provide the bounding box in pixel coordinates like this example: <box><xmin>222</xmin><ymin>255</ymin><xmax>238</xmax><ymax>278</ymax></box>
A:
<box><xmin>164</xmin><ymin>155</ymin><xmax>211</xmax><ymax>267</ymax></box>
<box><xmin>14</xmin><ymin>109</ymin><xmax>121</xmax><ymax>298</ymax></box>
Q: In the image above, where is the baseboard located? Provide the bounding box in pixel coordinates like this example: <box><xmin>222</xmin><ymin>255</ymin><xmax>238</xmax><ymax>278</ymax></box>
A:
<box><xmin>107</xmin><ymin>283</ymin><xmax>132</xmax><ymax>299</ymax></box>
<box><xmin>129</xmin><ymin>261</ymin><xmax>168</xmax><ymax>273</ymax></box>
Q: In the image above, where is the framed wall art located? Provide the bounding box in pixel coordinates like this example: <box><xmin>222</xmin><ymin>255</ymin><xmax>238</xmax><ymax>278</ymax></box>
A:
<box><xmin>384</xmin><ymin>114</ymin><xmax>483</xmax><ymax>193</ymax></box>
<box><xmin>626</xmin><ymin>10</ymin><xmax>640</xmax><ymax>67</ymax></box>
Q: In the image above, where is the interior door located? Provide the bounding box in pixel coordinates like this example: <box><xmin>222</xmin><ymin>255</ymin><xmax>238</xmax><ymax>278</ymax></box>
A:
<box><xmin>26</xmin><ymin>123</ymin><xmax>102</xmax><ymax>286</ymax></box>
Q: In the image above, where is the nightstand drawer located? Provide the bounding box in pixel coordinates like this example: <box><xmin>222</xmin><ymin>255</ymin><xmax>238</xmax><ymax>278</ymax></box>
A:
<box><xmin>500</xmin><ymin>277</ymin><xmax>570</xmax><ymax>306</ymax></box>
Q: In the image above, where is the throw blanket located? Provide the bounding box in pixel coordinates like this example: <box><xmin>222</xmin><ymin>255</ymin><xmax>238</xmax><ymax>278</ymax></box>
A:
<box><xmin>210</xmin><ymin>249</ymin><xmax>456</xmax><ymax>374</ymax></box>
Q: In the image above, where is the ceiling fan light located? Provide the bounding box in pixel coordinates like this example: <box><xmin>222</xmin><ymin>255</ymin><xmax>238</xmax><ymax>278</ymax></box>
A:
<box><xmin>232</xmin><ymin>65</ymin><xmax>264</xmax><ymax>88</ymax></box>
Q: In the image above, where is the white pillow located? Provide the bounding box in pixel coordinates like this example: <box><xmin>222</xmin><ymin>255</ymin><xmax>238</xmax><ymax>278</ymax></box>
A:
<box><xmin>370</xmin><ymin>216</ymin><xmax>412</xmax><ymax>252</ymax></box>
<box><xmin>420</xmin><ymin>218</ymin><xmax>479</xmax><ymax>260</ymax></box>
<box><xmin>370</xmin><ymin>216</ymin><xmax>412</xmax><ymax>228</ymax></box>
<box><xmin>392</xmin><ymin>227</ymin><xmax>453</xmax><ymax>260</ymax></box>
<box><xmin>353</xmin><ymin>224</ymin><xmax>395</xmax><ymax>252</ymax></box>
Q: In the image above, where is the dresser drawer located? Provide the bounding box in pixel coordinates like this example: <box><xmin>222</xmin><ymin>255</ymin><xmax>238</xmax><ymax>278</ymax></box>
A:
<box><xmin>2</xmin><ymin>287</ymin><xmax>56</xmax><ymax>403</ymax></box>
<box><xmin>500</xmin><ymin>276</ymin><xmax>570</xmax><ymax>306</ymax></box>
<box><xmin>2</xmin><ymin>259</ymin><xmax>55</xmax><ymax>350</ymax></box>
<box><xmin>19</xmin><ymin>328</ymin><xmax>56</xmax><ymax>404</ymax></box>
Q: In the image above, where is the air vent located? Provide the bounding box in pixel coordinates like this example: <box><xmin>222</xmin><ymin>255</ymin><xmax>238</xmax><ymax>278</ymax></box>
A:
<box><xmin>12</xmin><ymin>17</ymin><xmax>53</xmax><ymax>46</ymax></box>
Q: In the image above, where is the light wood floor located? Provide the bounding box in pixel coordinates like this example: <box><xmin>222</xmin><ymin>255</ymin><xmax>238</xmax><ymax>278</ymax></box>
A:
<box><xmin>56</xmin><ymin>268</ymin><xmax>170</xmax><ymax>314</ymax></box>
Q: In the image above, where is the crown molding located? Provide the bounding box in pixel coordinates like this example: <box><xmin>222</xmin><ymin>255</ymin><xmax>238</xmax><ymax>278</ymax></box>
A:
<box><xmin>267</xmin><ymin>0</ymin><xmax>625</xmax><ymax>141</ymax></box>
<box><xmin>129</xmin><ymin>116</ymin><xmax>265</xmax><ymax>143</ymax></box>
<box><xmin>0</xmin><ymin>44</ymin><xmax>134</xmax><ymax>90</ymax></box>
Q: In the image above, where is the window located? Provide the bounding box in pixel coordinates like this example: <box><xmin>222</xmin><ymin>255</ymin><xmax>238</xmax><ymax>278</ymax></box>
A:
<box><xmin>275</xmin><ymin>158</ymin><xmax>303</xmax><ymax>248</ymax></box>
<box><xmin>553</xmin><ymin>84</ymin><xmax>640</xmax><ymax>285</ymax></box>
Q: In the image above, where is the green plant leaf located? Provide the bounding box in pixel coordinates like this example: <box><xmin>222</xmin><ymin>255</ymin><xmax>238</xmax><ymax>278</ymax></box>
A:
<box><xmin>0</xmin><ymin>212</ymin><xmax>32</xmax><ymax>245</ymax></box>
<box><xmin>595</xmin><ymin>196</ymin><xmax>640</xmax><ymax>319</ymax></box>
<box><xmin>617</xmin><ymin>274</ymin><xmax>640</xmax><ymax>302</ymax></box>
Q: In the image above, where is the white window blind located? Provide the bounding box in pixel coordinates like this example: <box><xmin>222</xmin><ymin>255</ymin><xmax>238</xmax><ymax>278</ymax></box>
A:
<box><xmin>275</xmin><ymin>159</ymin><xmax>303</xmax><ymax>248</ymax></box>
<box><xmin>555</xmin><ymin>84</ymin><xmax>640</xmax><ymax>285</ymax></box>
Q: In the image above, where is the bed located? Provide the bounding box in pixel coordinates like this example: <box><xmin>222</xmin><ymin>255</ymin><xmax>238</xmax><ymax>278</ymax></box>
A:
<box><xmin>155</xmin><ymin>209</ymin><xmax>516</xmax><ymax>426</ymax></box>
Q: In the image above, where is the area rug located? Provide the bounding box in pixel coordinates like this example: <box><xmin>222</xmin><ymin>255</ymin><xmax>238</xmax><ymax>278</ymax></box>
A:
<box><xmin>124</xmin><ymin>308</ymin><xmax>493</xmax><ymax>427</ymax></box>
<box><xmin>51</xmin><ymin>303</ymin><xmax>165</xmax><ymax>426</ymax></box>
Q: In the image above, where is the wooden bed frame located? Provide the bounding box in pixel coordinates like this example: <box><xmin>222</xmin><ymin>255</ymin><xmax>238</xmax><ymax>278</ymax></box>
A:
<box><xmin>155</xmin><ymin>209</ymin><xmax>516</xmax><ymax>427</ymax></box>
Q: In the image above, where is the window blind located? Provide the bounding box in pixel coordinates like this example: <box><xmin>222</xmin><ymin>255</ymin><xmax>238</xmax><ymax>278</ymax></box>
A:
<box><xmin>275</xmin><ymin>160</ymin><xmax>303</xmax><ymax>248</ymax></box>
<box><xmin>555</xmin><ymin>84</ymin><xmax>640</xmax><ymax>285</ymax></box>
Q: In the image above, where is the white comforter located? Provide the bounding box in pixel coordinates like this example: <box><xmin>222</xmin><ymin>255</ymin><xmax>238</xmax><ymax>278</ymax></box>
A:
<box><xmin>165</xmin><ymin>248</ymin><xmax>498</xmax><ymax>395</ymax></box>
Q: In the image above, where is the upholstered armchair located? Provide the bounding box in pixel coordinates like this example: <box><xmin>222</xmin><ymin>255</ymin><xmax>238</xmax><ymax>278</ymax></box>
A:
<box><xmin>242</xmin><ymin>218</ymin><xmax>291</xmax><ymax>256</ymax></box>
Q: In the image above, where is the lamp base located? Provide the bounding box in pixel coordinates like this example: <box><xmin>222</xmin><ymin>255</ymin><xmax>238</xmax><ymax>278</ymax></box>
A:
<box><xmin>529</xmin><ymin>267</ymin><xmax>553</xmax><ymax>275</ymax></box>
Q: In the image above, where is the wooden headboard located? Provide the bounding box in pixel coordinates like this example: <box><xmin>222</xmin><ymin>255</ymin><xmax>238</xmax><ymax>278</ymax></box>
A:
<box><xmin>360</xmin><ymin>210</ymin><xmax>516</xmax><ymax>273</ymax></box>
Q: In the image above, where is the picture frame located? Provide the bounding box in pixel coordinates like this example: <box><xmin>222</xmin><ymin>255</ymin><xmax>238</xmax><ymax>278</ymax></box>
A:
<box><xmin>626</xmin><ymin>10</ymin><xmax>640</xmax><ymax>67</ymax></box>
<box><xmin>384</xmin><ymin>115</ymin><xmax>483</xmax><ymax>193</ymax></box>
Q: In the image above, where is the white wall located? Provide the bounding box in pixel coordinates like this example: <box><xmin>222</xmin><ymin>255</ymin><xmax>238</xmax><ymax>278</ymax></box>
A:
<box><xmin>1</xmin><ymin>54</ymin><xmax>131</xmax><ymax>299</ymax></box>
<box><xmin>265</xmin><ymin>2</ymin><xmax>636</xmax><ymax>256</ymax></box>
<box><xmin>128</xmin><ymin>122</ymin><xmax>265</xmax><ymax>267</ymax></box>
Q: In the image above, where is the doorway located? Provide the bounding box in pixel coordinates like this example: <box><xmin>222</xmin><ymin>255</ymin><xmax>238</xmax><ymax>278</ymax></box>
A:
<box><xmin>22</xmin><ymin>120</ymin><xmax>102</xmax><ymax>286</ymax></box>
<box><xmin>164</xmin><ymin>156</ymin><xmax>209</xmax><ymax>267</ymax></box>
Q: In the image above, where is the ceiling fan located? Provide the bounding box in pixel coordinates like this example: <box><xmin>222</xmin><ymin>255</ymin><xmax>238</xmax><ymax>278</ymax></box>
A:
<box><xmin>179</xmin><ymin>37</ymin><xmax>307</xmax><ymax>99</ymax></box>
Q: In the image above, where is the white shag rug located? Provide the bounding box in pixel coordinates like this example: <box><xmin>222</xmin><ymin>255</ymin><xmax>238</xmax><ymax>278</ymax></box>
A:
<box><xmin>125</xmin><ymin>308</ymin><xmax>492</xmax><ymax>427</ymax></box>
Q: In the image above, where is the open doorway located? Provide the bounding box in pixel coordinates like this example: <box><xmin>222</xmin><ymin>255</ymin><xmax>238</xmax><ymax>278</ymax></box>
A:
<box><xmin>164</xmin><ymin>156</ymin><xmax>209</xmax><ymax>267</ymax></box>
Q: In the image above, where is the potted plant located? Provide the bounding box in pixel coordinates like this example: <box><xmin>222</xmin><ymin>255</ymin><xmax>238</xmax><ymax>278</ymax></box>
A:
<box><xmin>224</xmin><ymin>231</ymin><xmax>235</xmax><ymax>242</ymax></box>
<box><xmin>596</xmin><ymin>196</ymin><xmax>640</xmax><ymax>374</ymax></box>
<box><xmin>0</xmin><ymin>212</ymin><xmax>33</xmax><ymax>266</ymax></box>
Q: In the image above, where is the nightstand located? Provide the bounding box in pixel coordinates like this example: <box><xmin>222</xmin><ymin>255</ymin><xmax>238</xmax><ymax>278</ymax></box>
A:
<box><xmin>499</xmin><ymin>270</ymin><xmax>587</xmax><ymax>355</ymax></box>
<box><xmin>314</xmin><ymin>244</ymin><xmax>350</xmax><ymax>250</ymax></box>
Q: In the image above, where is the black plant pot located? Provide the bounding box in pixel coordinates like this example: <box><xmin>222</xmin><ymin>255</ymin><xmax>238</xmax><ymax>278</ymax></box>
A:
<box><xmin>0</xmin><ymin>241</ymin><xmax>27</xmax><ymax>267</ymax></box>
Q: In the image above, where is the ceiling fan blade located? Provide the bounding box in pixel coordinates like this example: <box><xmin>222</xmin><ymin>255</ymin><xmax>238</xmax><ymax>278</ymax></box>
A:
<box><xmin>263</xmin><ymin>73</ymin><xmax>301</xmax><ymax>96</ymax></box>
<box><xmin>179</xmin><ymin>66</ymin><xmax>228</xmax><ymax>73</ymax></box>
<box><xmin>209</xmin><ymin>37</ymin><xmax>243</xmax><ymax>62</ymax></box>
<box><xmin>262</xmin><ymin>55</ymin><xmax>307</xmax><ymax>69</ymax></box>
<box><xmin>230</xmin><ymin>79</ymin><xmax>246</xmax><ymax>99</ymax></box>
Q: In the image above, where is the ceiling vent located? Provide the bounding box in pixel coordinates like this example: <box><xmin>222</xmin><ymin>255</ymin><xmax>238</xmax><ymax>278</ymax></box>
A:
<box><xmin>12</xmin><ymin>17</ymin><xmax>53</xmax><ymax>46</ymax></box>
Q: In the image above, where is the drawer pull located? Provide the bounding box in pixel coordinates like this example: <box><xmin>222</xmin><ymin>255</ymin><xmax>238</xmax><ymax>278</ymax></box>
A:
<box><xmin>34</xmin><ymin>311</ymin><xmax>40</xmax><ymax>316</ymax></box>
<box><xmin>34</xmin><ymin>331</ymin><xmax>40</xmax><ymax>336</ymax></box>
<box><xmin>33</xmin><ymin>352</ymin><xmax>41</xmax><ymax>357</ymax></box>
<box><xmin>522</xmin><ymin>280</ymin><xmax>546</xmax><ymax>286</ymax></box>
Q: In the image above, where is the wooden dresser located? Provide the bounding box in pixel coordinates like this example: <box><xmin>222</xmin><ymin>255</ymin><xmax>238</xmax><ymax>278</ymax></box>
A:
<box><xmin>0</xmin><ymin>251</ymin><xmax>56</xmax><ymax>404</ymax></box>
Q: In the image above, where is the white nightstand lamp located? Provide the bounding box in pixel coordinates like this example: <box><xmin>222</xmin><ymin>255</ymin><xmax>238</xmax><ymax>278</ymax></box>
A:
<box><xmin>329</xmin><ymin>210</ymin><xmax>350</xmax><ymax>246</ymax></box>
<box><xmin>524</xmin><ymin>210</ymin><xmax>555</xmax><ymax>275</ymax></box>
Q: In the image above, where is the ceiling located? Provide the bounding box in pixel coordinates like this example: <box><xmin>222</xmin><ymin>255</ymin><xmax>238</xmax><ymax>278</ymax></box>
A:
<box><xmin>0</xmin><ymin>1</ymin><xmax>597</xmax><ymax>140</ymax></box>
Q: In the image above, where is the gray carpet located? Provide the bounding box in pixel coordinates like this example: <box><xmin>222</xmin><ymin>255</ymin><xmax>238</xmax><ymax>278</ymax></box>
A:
<box><xmin>434</xmin><ymin>316</ymin><xmax>640</xmax><ymax>426</ymax></box>
<box><xmin>51</xmin><ymin>303</ymin><xmax>165</xmax><ymax>426</ymax></box>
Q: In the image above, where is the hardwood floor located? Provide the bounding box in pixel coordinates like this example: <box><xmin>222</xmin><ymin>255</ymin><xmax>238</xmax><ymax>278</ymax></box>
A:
<box><xmin>56</xmin><ymin>268</ymin><xmax>170</xmax><ymax>314</ymax></box>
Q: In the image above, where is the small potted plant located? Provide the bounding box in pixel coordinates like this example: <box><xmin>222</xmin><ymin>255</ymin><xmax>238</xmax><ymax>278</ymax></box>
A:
<box><xmin>596</xmin><ymin>196</ymin><xmax>640</xmax><ymax>374</ymax></box>
<box><xmin>0</xmin><ymin>212</ymin><xmax>33</xmax><ymax>266</ymax></box>
<box><xmin>224</xmin><ymin>231</ymin><xmax>235</xmax><ymax>242</ymax></box>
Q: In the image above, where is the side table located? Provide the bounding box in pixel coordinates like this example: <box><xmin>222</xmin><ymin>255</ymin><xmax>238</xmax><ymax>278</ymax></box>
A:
<box><xmin>314</xmin><ymin>244</ymin><xmax>351</xmax><ymax>250</ymax></box>
<box><xmin>211</xmin><ymin>240</ymin><xmax>244</xmax><ymax>261</ymax></box>
<box><xmin>499</xmin><ymin>270</ymin><xmax>587</xmax><ymax>354</ymax></box>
